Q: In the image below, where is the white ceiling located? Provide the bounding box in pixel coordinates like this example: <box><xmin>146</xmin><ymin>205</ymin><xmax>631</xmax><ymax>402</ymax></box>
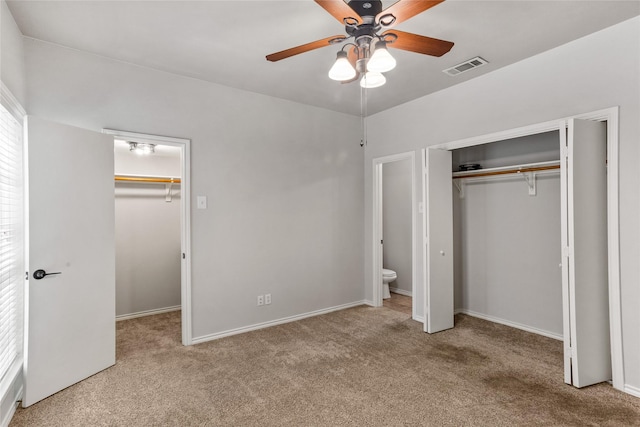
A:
<box><xmin>7</xmin><ymin>0</ymin><xmax>640</xmax><ymax>116</ymax></box>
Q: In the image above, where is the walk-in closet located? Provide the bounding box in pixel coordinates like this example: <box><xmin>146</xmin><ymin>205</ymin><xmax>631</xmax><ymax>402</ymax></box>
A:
<box><xmin>114</xmin><ymin>140</ymin><xmax>182</xmax><ymax>320</ymax></box>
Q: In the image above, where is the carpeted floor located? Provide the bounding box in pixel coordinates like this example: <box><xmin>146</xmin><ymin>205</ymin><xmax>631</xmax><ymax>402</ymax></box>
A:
<box><xmin>10</xmin><ymin>306</ymin><xmax>640</xmax><ymax>426</ymax></box>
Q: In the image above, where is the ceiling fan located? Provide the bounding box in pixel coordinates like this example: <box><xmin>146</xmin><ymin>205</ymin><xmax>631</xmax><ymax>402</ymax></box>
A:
<box><xmin>266</xmin><ymin>0</ymin><xmax>454</xmax><ymax>88</ymax></box>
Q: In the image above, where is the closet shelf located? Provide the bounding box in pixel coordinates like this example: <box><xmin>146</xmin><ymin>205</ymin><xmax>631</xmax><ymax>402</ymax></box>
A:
<box><xmin>452</xmin><ymin>160</ymin><xmax>560</xmax><ymax>180</ymax></box>
<box><xmin>115</xmin><ymin>175</ymin><xmax>181</xmax><ymax>184</ymax></box>
<box><xmin>452</xmin><ymin>160</ymin><xmax>560</xmax><ymax>198</ymax></box>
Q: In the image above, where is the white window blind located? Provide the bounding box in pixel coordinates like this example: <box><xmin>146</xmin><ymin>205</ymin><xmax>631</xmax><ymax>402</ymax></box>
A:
<box><xmin>0</xmin><ymin>102</ymin><xmax>23</xmax><ymax>383</ymax></box>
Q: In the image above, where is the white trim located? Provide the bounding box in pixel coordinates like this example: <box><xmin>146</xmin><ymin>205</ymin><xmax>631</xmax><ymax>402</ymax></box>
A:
<box><xmin>102</xmin><ymin>129</ymin><xmax>187</xmax><ymax>146</ymax></box>
<box><xmin>191</xmin><ymin>301</ymin><xmax>366</xmax><ymax>345</ymax></box>
<box><xmin>429</xmin><ymin>107</ymin><xmax>622</xmax><ymax>391</ymax></box>
<box><xmin>455</xmin><ymin>309</ymin><xmax>563</xmax><ymax>341</ymax></box>
<box><xmin>364</xmin><ymin>299</ymin><xmax>375</xmax><ymax>307</ymax></box>
<box><xmin>372</xmin><ymin>151</ymin><xmax>417</xmax><ymax>320</ymax></box>
<box><xmin>115</xmin><ymin>305</ymin><xmax>181</xmax><ymax>322</ymax></box>
<box><xmin>0</xmin><ymin>359</ymin><xmax>22</xmax><ymax>427</ymax></box>
<box><xmin>102</xmin><ymin>128</ymin><xmax>193</xmax><ymax>345</ymax></box>
<box><xmin>624</xmin><ymin>384</ymin><xmax>640</xmax><ymax>399</ymax></box>
<box><xmin>389</xmin><ymin>287</ymin><xmax>412</xmax><ymax>297</ymax></box>
<box><xmin>421</xmin><ymin>149</ymin><xmax>428</xmax><ymax>332</ymax></box>
<box><xmin>602</xmin><ymin>107</ymin><xmax>623</xmax><ymax>390</ymax></box>
<box><xmin>0</xmin><ymin>82</ymin><xmax>26</xmax><ymax>122</ymax></box>
<box><xmin>413</xmin><ymin>315</ymin><xmax>425</xmax><ymax>323</ymax></box>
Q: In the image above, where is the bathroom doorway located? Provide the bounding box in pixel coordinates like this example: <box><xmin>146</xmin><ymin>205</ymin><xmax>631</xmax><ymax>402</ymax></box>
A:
<box><xmin>373</xmin><ymin>151</ymin><xmax>417</xmax><ymax>320</ymax></box>
<box><xmin>104</xmin><ymin>129</ymin><xmax>193</xmax><ymax>345</ymax></box>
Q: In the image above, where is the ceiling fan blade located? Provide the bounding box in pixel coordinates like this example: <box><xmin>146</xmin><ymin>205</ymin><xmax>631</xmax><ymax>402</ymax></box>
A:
<box><xmin>266</xmin><ymin>35</ymin><xmax>346</xmax><ymax>62</ymax></box>
<box><xmin>377</xmin><ymin>0</ymin><xmax>444</xmax><ymax>28</ymax></box>
<box><xmin>315</xmin><ymin>0</ymin><xmax>363</xmax><ymax>25</ymax></box>
<box><xmin>383</xmin><ymin>29</ymin><xmax>454</xmax><ymax>57</ymax></box>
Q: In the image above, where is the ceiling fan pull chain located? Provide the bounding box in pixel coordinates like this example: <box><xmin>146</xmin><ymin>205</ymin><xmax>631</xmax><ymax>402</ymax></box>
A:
<box><xmin>360</xmin><ymin>84</ymin><xmax>367</xmax><ymax>147</ymax></box>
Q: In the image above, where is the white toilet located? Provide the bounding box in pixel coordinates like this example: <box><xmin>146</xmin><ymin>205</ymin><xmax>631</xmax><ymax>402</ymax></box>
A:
<box><xmin>382</xmin><ymin>268</ymin><xmax>397</xmax><ymax>299</ymax></box>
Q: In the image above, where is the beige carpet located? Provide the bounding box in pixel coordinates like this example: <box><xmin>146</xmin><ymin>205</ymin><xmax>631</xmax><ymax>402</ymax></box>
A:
<box><xmin>10</xmin><ymin>306</ymin><xmax>640</xmax><ymax>426</ymax></box>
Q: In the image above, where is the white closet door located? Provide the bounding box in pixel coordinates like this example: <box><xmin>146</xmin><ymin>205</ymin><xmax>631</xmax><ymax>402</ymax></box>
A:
<box><xmin>23</xmin><ymin>117</ymin><xmax>115</xmax><ymax>407</ymax></box>
<box><xmin>424</xmin><ymin>148</ymin><xmax>453</xmax><ymax>333</ymax></box>
<box><xmin>562</xmin><ymin>118</ymin><xmax>610</xmax><ymax>388</ymax></box>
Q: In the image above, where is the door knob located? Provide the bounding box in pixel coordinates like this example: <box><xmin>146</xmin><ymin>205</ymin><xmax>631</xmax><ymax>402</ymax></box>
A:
<box><xmin>33</xmin><ymin>269</ymin><xmax>62</xmax><ymax>280</ymax></box>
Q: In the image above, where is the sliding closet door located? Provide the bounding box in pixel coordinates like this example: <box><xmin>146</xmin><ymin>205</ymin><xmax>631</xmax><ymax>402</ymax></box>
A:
<box><xmin>23</xmin><ymin>117</ymin><xmax>115</xmax><ymax>407</ymax></box>
<box><xmin>424</xmin><ymin>148</ymin><xmax>453</xmax><ymax>333</ymax></box>
<box><xmin>562</xmin><ymin>118</ymin><xmax>610</xmax><ymax>388</ymax></box>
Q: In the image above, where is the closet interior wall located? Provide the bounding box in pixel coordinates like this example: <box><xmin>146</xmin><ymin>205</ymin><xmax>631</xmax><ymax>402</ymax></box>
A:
<box><xmin>452</xmin><ymin>131</ymin><xmax>564</xmax><ymax>337</ymax></box>
<box><xmin>114</xmin><ymin>141</ymin><xmax>181</xmax><ymax>318</ymax></box>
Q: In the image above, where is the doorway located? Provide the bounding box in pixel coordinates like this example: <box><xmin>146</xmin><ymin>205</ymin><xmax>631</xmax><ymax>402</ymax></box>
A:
<box><xmin>373</xmin><ymin>151</ymin><xmax>417</xmax><ymax>319</ymax></box>
<box><xmin>103</xmin><ymin>129</ymin><xmax>192</xmax><ymax>345</ymax></box>
<box><xmin>422</xmin><ymin>107</ymin><xmax>623</xmax><ymax>391</ymax></box>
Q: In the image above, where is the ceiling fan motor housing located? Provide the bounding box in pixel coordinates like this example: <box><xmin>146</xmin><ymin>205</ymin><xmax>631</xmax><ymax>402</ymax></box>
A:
<box><xmin>348</xmin><ymin>0</ymin><xmax>383</xmax><ymax>18</ymax></box>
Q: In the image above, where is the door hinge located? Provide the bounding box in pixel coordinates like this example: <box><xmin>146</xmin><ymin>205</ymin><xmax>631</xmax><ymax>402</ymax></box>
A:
<box><xmin>25</xmin><ymin>271</ymin><xmax>29</xmax><ymax>280</ymax></box>
<box><xmin>182</xmin><ymin>253</ymin><xmax>186</xmax><ymax>259</ymax></box>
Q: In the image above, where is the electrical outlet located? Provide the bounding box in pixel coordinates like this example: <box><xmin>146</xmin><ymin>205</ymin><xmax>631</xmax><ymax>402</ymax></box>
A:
<box><xmin>257</xmin><ymin>295</ymin><xmax>264</xmax><ymax>306</ymax></box>
<box><xmin>265</xmin><ymin>294</ymin><xmax>271</xmax><ymax>305</ymax></box>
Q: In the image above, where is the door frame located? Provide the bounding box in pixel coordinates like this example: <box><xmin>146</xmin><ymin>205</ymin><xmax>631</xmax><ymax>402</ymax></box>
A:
<box><xmin>103</xmin><ymin>129</ymin><xmax>193</xmax><ymax>346</ymax></box>
<box><xmin>426</xmin><ymin>106</ymin><xmax>622</xmax><ymax>391</ymax></box>
<box><xmin>372</xmin><ymin>151</ymin><xmax>417</xmax><ymax>318</ymax></box>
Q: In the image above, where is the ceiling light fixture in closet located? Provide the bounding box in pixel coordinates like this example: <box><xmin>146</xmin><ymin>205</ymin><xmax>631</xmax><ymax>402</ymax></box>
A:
<box><xmin>128</xmin><ymin>142</ymin><xmax>155</xmax><ymax>155</ymax></box>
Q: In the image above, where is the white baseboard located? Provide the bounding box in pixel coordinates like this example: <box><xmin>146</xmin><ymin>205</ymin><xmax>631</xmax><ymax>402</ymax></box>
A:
<box><xmin>192</xmin><ymin>301</ymin><xmax>366</xmax><ymax>345</ymax></box>
<box><xmin>1</xmin><ymin>360</ymin><xmax>23</xmax><ymax>427</ymax></box>
<box><xmin>364</xmin><ymin>299</ymin><xmax>375</xmax><ymax>307</ymax></box>
<box><xmin>625</xmin><ymin>384</ymin><xmax>640</xmax><ymax>398</ymax></box>
<box><xmin>389</xmin><ymin>287</ymin><xmax>412</xmax><ymax>297</ymax></box>
<box><xmin>413</xmin><ymin>315</ymin><xmax>425</xmax><ymax>323</ymax></box>
<box><xmin>116</xmin><ymin>305</ymin><xmax>181</xmax><ymax>321</ymax></box>
<box><xmin>455</xmin><ymin>308</ymin><xmax>563</xmax><ymax>341</ymax></box>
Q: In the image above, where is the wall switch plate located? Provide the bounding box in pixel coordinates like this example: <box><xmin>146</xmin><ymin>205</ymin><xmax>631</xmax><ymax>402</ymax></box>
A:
<box><xmin>257</xmin><ymin>295</ymin><xmax>264</xmax><ymax>306</ymax></box>
<box><xmin>197</xmin><ymin>196</ymin><xmax>207</xmax><ymax>209</ymax></box>
<box><xmin>265</xmin><ymin>294</ymin><xmax>271</xmax><ymax>305</ymax></box>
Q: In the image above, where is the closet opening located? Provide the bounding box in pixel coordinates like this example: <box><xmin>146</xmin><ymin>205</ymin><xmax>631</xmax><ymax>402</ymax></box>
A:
<box><xmin>451</xmin><ymin>131</ymin><xmax>563</xmax><ymax>342</ymax></box>
<box><xmin>104</xmin><ymin>129</ymin><xmax>192</xmax><ymax>346</ymax></box>
<box><xmin>422</xmin><ymin>107</ymin><xmax>623</xmax><ymax>392</ymax></box>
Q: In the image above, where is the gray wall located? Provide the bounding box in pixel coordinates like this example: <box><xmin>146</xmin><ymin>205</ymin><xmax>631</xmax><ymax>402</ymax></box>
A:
<box><xmin>1</xmin><ymin>0</ymin><xmax>25</xmax><ymax>105</ymax></box>
<box><xmin>382</xmin><ymin>159</ymin><xmax>412</xmax><ymax>294</ymax></box>
<box><xmin>114</xmin><ymin>144</ymin><xmax>181</xmax><ymax>317</ymax></box>
<box><xmin>363</xmin><ymin>17</ymin><xmax>640</xmax><ymax>390</ymax></box>
<box><xmin>453</xmin><ymin>173</ymin><xmax>562</xmax><ymax>336</ymax></box>
<box><xmin>23</xmin><ymin>38</ymin><xmax>364</xmax><ymax>339</ymax></box>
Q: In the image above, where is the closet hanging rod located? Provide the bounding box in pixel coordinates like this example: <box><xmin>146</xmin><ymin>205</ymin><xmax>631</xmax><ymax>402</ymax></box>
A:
<box><xmin>452</xmin><ymin>164</ymin><xmax>560</xmax><ymax>180</ymax></box>
<box><xmin>115</xmin><ymin>175</ymin><xmax>181</xmax><ymax>184</ymax></box>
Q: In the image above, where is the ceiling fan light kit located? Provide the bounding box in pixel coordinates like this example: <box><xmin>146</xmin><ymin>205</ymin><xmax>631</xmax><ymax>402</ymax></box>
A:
<box><xmin>360</xmin><ymin>71</ymin><xmax>386</xmax><ymax>88</ymax></box>
<box><xmin>366</xmin><ymin>41</ymin><xmax>396</xmax><ymax>73</ymax></box>
<box><xmin>267</xmin><ymin>0</ymin><xmax>455</xmax><ymax>89</ymax></box>
<box><xmin>328</xmin><ymin>50</ymin><xmax>357</xmax><ymax>81</ymax></box>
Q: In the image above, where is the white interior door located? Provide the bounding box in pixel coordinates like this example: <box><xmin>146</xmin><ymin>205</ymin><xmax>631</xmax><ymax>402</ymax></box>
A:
<box><xmin>424</xmin><ymin>148</ymin><xmax>453</xmax><ymax>333</ymax></box>
<box><xmin>561</xmin><ymin>118</ymin><xmax>610</xmax><ymax>388</ymax></box>
<box><xmin>23</xmin><ymin>116</ymin><xmax>115</xmax><ymax>407</ymax></box>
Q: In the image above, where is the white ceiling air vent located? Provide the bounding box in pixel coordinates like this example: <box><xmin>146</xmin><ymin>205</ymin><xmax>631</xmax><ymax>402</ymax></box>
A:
<box><xmin>443</xmin><ymin>56</ymin><xmax>488</xmax><ymax>76</ymax></box>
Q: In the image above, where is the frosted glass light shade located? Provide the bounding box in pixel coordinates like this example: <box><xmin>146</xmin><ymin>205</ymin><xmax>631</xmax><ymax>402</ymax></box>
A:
<box><xmin>367</xmin><ymin>42</ymin><xmax>396</xmax><ymax>73</ymax></box>
<box><xmin>360</xmin><ymin>71</ymin><xmax>386</xmax><ymax>88</ymax></box>
<box><xmin>328</xmin><ymin>51</ymin><xmax>357</xmax><ymax>81</ymax></box>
